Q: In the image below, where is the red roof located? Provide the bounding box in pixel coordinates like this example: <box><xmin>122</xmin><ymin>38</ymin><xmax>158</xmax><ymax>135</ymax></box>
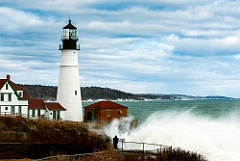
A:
<box><xmin>29</xmin><ymin>98</ymin><xmax>45</xmax><ymax>109</ymax></box>
<box><xmin>84</xmin><ymin>100</ymin><xmax>128</xmax><ymax>109</ymax></box>
<box><xmin>10</xmin><ymin>81</ymin><xmax>23</xmax><ymax>90</ymax></box>
<box><xmin>0</xmin><ymin>79</ymin><xmax>6</xmax><ymax>89</ymax></box>
<box><xmin>29</xmin><ymin>99</ymin><xmax>66</xmax><ymax>111</ymax></box>
<box><xmin>45</xmin><ymin>102</ymin><xmax>66</xmax><ymax>111</ymax></box>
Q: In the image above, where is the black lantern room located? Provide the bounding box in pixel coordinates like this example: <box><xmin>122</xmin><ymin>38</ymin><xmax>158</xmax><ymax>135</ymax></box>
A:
<box><xmin>59</xmin><ymin>20</ymin><xmax>80</xmax><ymax>50</ymax></box>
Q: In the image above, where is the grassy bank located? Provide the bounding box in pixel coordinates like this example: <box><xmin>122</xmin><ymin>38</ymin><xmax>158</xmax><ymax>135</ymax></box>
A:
<box><xmin>0</xmin><ymin>116</ymin><xmax>207</xmax><ymax>161</ymax></box>
<box><xmin>0</xmin><ymin>116</ymin><xmax>109</xmax><ymax>159</ymax></box>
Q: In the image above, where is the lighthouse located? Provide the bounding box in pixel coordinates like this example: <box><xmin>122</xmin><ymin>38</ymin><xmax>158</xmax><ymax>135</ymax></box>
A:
<box><xmin>57</xmin><ymin>20</ymin><xmax>83</xmax><ymax>122</ymax></box>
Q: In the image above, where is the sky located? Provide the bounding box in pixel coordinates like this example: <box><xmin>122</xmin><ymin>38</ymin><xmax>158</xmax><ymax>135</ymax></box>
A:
<box><xmin>1</xmin><ymin>0</ymin><xmax>240</xmax><ymax>98</ymax></box>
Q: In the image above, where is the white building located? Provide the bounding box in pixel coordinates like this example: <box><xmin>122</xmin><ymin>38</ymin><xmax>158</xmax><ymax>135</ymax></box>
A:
<box><xmin>28</xmin><ymin>99</ymin><xmax>66</xmax><ymax>120</ymax></box>
<box><xmin>0</xmin><ymin>75</ymin><xmax>28</xmax><ymax>117</ymax></box>
<box><xmin>57</xmin><ymin>20</ymin><xmax>83</xmax><ymax>122</ymax></box>
<box><xmin>0</xmin><ymin>75</ymin><xmax>66</xmax><ymax>120</ymax></box>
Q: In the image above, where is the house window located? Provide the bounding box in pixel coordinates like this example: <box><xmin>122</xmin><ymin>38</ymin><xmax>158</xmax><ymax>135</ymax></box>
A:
<box><xmin>18</xmin><ymin>106</ymin><xmax>22</xmax><ymax>114</ymax></box>
<box><xmin>1</xmin><ymin>94</ymin><xmax>4</xmax><ymax>101</ymax></box>
<box><xmin>8</xmin><ymin>94</ymin><xmax>12</xmax><ymax>101</ymax></box>
<box><xmin>32</xmin><ymin>109</ymin><xmax>35</xmax><ymax>117</ymax></box>
<box><xmin>117</xmin><ymin>110</ymin><xmax>122</xmax><ymax>117</ymax></box>
<box><xmin>5</xmin><ymin>107</ymin><xmax>8</xmax><ymax>111</ymax></box>
<box><xmin>75</xmin><ymin>90</ymin><xmax>77</xmax><ymax>95</ymax></box>
<box><xmin>6</xmin><ymin>83</ymin><xmax>8</xmax><ymax>90</ymax></box>
<box><xmin>18</xmin><ymin>92</ymin><xmax>22</xmax><ymax>97</ymax></box>
<box><xmin>53</xmin><ymin>111</ymin><xmax>56</xmax><ymax>120</ymax></box>
<box><xmin>57</xmin><ymin>111</ymin><xmax>60</xmax><ymax>120</ymax></box>
<box><xmin>107</xmin><ymin>110</ymin><xmax>111</xmax><ymax>117</ymax></box>
<box><xmin>11</xmin><ymin>106</ymin><xmax>15</xmax><ymax>115</ymax></box>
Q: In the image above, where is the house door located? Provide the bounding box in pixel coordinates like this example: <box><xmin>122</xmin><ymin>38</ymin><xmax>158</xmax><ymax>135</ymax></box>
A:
<box><xmin>87</xmin><ymin>112</ymin><xmax>92</xmax><ymax>121</ymax></box>
<box><xmin>87</xmin><ymin>111</ymin><xmax>96</xmax><ymax>121</ymax></box>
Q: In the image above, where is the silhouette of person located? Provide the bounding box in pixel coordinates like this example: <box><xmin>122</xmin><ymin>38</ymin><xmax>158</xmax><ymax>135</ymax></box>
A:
<box><xmin>113</xmin><ymin>135</ymin><xmax>119</xmax><ymax>149</ymax></box>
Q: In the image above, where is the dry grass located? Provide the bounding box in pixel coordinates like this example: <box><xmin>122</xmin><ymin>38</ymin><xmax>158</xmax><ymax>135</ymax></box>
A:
<box><xmin>76</xmin><ymin>150</ymin><xmax>124</xmax><ymax>161</ymax></box>
<box><xmin>121</xmin><ymin>148</ymin><xmax>207</xmax><ymax>161</ymax></box>
<box><xmin>36</xmin><ymin>149</ymin><xmax>207</xmax><ymax>161</ymax></box>
<box><xmin>0</xmin><ymin>159</ymin><xmax>32</xmax><ymax>161</ymax></box>
<box><xmin>0</xmin><ymin>116</ymin><xmax>207</xmax><ymax>161</ymax></box>
<box><xmin>0</xmin><ymin>116</ymin><xmax>110</xmax><ymax>159</ymax></box>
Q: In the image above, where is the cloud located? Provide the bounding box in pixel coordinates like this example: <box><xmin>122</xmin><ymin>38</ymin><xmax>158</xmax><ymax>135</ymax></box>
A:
<box><xmin>1</xmin><ymin>0</ymin><xmax>240</xmax><ymax>97</ymax></box>
<box><xmin>0</xmin><ymin>7</ymin><xmax>45</xmax><ymax>32</ymax></box>
<box><xmin>166</xmin><ymin>34</ymin><xmax>240</xmax><ymax>56</ymax></box>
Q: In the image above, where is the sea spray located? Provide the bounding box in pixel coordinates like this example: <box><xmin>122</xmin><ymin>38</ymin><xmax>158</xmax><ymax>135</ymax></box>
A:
<box><xmin>104</xmin><ymin>116</ymin><xmax>135</xmax><ymax>138</ymax></box>
<box><xmin>104</xmin><ymin>111</ymin><xmax>240</xmax><ymax>161</ymax></box>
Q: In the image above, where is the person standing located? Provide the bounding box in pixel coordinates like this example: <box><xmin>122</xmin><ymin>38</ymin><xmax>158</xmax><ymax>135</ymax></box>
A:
<box><xmin>113</xmin><ymin>135</ymin><xmax>119</xmax><ymax>149</ymax></box>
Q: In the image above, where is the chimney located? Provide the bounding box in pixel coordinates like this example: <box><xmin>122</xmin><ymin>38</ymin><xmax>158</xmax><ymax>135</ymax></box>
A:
<box><xmin>6</xmin><ymin>75</ymin><xmax>10</xmax><ymax>80</ymax></box>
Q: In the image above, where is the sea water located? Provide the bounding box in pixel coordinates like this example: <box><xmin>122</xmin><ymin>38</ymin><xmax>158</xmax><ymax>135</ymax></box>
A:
<box><xmin>83</xmin><ymin>99</ymin><xmax>240</xmax><ymax>161</ymax></box>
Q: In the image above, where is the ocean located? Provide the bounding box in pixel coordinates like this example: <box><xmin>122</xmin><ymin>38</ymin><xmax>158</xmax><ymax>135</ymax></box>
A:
<box><xmin>83</xmin><ymin>99</ymin><xmax>240</xmax><ymax>161</ymax></box>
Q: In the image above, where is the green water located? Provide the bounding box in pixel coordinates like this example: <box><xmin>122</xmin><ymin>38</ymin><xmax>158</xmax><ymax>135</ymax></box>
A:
<box><xmin>83</xmin><ymin>99</ymin><xmax>240</xmax><ymax>160</ymax></box>
<box><xmin>83</xmin><ymin>99</ymin><xmax>240</xmax><ymax>123</ymax></box>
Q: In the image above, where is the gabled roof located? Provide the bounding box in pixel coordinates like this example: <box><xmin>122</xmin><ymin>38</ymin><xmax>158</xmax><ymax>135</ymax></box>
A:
<box><xmin>45</xmin><ymin>102</ymin><xmax>66</xmax><ymax>111</ymax></box>
<box><xmin>84</xmin><ymin>100</ymin><xmax>128</xmax><ymax>109</ymax></box>
<box><xmin>29</xmin><ymin>98</ymin><xmax>45</xmax><ymax>109</ymax></box>
<box><xmin>0</xmin><ymin>76</ymin><xmax>29</xmax><ymax>100</ymax></box>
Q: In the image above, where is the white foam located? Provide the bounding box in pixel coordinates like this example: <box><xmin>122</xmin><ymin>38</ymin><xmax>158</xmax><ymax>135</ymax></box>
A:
<box><xmin>104</xmin><ymin>111</ymin><xmax>240</xmax><ymax>161</ymax></box>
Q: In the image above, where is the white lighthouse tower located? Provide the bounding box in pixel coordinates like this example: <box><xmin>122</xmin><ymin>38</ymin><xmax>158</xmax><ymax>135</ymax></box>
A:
<box><xmin>57</xmin><ymin>20</ymin><xmax>83</xmax><ymax>122</ymax></box>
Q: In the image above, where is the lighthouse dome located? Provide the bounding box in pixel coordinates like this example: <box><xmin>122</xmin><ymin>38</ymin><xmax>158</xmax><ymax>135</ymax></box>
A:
<box><xmin>63</xmin><ymin>20</ymin><xmax>77</xmax><ymax>29</ymax></box>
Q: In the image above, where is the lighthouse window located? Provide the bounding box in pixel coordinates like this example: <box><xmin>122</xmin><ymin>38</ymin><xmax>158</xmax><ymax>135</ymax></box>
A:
<box><xmin>74</xmin><ymin>52</ymin><xmax>75</xmax><ymax>54</ymax></box>
<box><xmin>75</xmin><ymin>90</ymin><xmax>77</xmax><ymax>95</ymax></box>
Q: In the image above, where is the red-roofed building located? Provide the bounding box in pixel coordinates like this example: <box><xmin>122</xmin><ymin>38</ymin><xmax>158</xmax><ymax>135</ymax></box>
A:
<box><xmin>28</xmin><ymin>99</ymin><xmax>66</xmax><ymax>120</ymax></box>
<box><xmin>84</xmin><ymin>100</ymin><xmax>128</xmax><ymax>122</ymax></box>
<box><xmin>28</xmin><ymin>98</ymin><xmax>45</xmax><ymax>119</ymax></box>
<box><xmin>45</xmin><ymin>102</ymin><xmax>66</xmax><ymax>120</ymax></box>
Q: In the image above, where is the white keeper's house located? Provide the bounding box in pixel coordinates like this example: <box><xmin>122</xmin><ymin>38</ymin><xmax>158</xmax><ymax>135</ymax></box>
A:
<box><xmin>0</xmin><ymin>75</ymin><xmax>66</xmax><ymax>120</ymax></box>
